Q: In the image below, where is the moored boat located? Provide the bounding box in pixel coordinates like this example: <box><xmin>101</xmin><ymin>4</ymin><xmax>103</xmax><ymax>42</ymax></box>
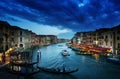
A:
<box><xmin>70</xmin><ymin>47</ymin><xmax>80</xmax><ymax>51</ymax></box>
<box><xmin>107</xmin><ymin>58</ymin><xmax>120</xmax><ymax>64</ymax></box>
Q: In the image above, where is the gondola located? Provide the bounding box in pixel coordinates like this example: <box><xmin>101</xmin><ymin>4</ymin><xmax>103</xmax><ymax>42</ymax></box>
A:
<box><xmin>38</xmin><ymin>67</ymin><xmax>78</xmax><ymax>74</ymax></box>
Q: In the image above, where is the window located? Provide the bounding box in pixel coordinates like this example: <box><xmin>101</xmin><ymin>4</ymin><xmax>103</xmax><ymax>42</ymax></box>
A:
<box><xmin>0</xmin><ymin>38</ymin><xmax>3</xmax><ymax>43</ymax></box>
<box><xmin>111</xmin><ymin>42</ymin><xmax>112</xmax><ymax>46</ymax></box>
<box><xmin>106</xmin><ymin>35</ymin><xmax>108</xmax><ymax>39</ymax></box>
<box><xmin>20</xmin><ymin>37</ymin><xmax>22</xmax><ymax>42</ymax></box>
<box><xmin>11</xmin><ymin>38</ymin><xmax>14</xmax><ymax>42</ymax></box>
<box><xmin>117</xmin><ymin>31</ymin><xmax>120</xmax><ymax>34</ymax></box>
<box><xmin>20</xmin><ymin>31</ymin><xmax>22</xmax><ymax>36</ymax></box>
<box><xmin>117</xmin><ymin>36</ymin><xmax>120</xmax><ymax>40</ymax></box>
<box><xmin>19</xmin><ymin>44</ymin><xmax>23</xmax><ymax>47</ymax></box>
<box><xmin>110</xmin><ymin>34</ymin><xmax>112</xmax><ymax>39</ymax></box>
<box><xmin>11</xmin><ymin>32</ymin><xmax>14</xmax><ymax>36</ymax></box>
<box><xmin>101</xmin><ymin>36</ymin><xmax>104</xmax><ymax>39</ymax></box>
<box><xmin>106</xmin><ymin>42</ymin><xmax>108</xmax><ymax>46</ymax></box>
<box><xmin>118</xmin><ymin>43</ymin><xmax>120</xmax><ymax>48</ymax></box>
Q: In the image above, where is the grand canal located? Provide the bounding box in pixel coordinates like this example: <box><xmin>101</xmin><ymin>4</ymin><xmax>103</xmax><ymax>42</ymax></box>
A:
<box><xmin>32</xmin><ymin>43</ymin><xmax>120</xmax><ymax>79</ymax></box>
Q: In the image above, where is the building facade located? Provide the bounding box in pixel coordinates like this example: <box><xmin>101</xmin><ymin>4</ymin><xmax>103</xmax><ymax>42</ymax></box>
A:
<box><xmin>0</xmin><ymin>21</ymin><xmax>11</xmax><ymax>51</ymax></box>
<box><xmin>71</xmin><ymin>25</ymin><xmax>120</xmax><ymax>55</ymax></box>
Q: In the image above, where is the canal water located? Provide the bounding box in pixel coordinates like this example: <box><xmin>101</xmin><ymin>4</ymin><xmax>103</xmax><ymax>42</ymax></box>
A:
<box><xmin>32</xmin><ymin>43</ymin><xmax>120</xmax><ymax>79</ymax></box>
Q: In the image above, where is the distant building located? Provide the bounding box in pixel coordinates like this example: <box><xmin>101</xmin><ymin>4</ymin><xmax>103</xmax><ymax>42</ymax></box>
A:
<box><xmin>58</xmin><ymin>38</ymin><xmax>69</xmax><ymax>43</ymax></box>
<box><xmin>39</xmin><ymin>35</ymin><xmax>47</xmax><ymax>46</ymax></box>
<box><xmin>38</xmin><ymin>35</ymin><xmax>58</xmax><ymax>46</ymax></box>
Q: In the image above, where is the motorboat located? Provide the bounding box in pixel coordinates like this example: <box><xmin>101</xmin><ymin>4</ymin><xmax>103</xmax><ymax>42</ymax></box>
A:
<box><xmin>61</xmin><ymin>50</ymin><xmax>70</xmax><ymax>56</ymax></box>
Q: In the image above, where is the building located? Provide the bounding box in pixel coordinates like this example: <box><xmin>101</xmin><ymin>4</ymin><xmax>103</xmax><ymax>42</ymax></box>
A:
<box><xmin>39</xmin><ymin>35</ymin><xmax>47</xmax><ymax>46</ymax></box>
<box><xmin>71</xmin><ymin>25</ymin><xmax>120</xmax><ymax>55</ymax></box>
<box><xmin>71</xmin><ymin>31</ymin><xmax>94</xmax><ymax>45</ymax></box>
<box><xmin>112</xmin><ymin>25</ymin><xmax>120</xmax><ymax>55</ymax></box>
<box><xmin>0</xmin><ymin>21</ymin><xmax>11</xmax><ymax>51</ymax></box>
<box><xmin>0</xmin><ymin>21</ymin><xmax>40</xmax><ymax>52</ymax></box>
<box><xmin>17</xmin><ymin>29</ymin><xmax>31</xmax><ymax>49</ymax></box>
<box><xmin>0</xmin><ymin>20</ymin><xmax>60</xmax><ymax>53</ymax></box>
<box><xmin>58</xmin><ymin>38</ymin><xmax>69</xmax><ymax>43</ymax></box>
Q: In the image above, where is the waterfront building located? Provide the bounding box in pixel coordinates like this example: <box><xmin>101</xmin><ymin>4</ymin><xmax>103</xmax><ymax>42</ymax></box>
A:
<box><xmin>39</xmin><ymin>35</ymin><xmax>47</xmax><ymax>46</ymax></box>
<box><xmin>72</xmin><ymin>31</ymin><xmax>93</xmax><ymax>45</ymax></box>
<box><xmin>58</xmin><ymin>38</ymin><xmax>69</xmax><ymax>43</ymax></box>
<box><xmin>31</xmin><ymin>32</ymin><xmax>40</xmax><ymax>47</ymax></box>
<box><xmin>0</xmin><ymin>21</ymin><xmax>39</xmax><ymax>52</ymax></box>
<box><xmin>89</xmin><ymin>31</ymin><xmax>97</xmax><ymax>45</ymax></box>
<box><xmin>100</xmin><ymin>29</ymin><xmax>112</xmax><ymax>48</ymax></box>
<box><xmin>96</xmin><ymin>26</ymin><xmax>120</xmax><ymax>55</ymax></box>
<box><xmin>49</xmin><ymin>35</ymin><xmax>57</xmax><ymax>44</ymax></box>
<box><xmin>45</xmin><ymin>35</ymin><xmax>58</xmax><ymax>45</ymax></box>
<box><xmin>10</xmin><ymin>26</ymin><xmax>21</xmax><ymax>48</ymax></box>
<box><xmin>0</xmin><ymin>21</ymin><xmax>11</xmax><ymax>51</ymax></box>
<box><xmin>95</xmin><ymin>28</ymin><xmax>111</xmax><ymax>47</ymax></box>
<box><xmin>17</xmin><ymin>29</ymin><xmax>31</xmax><ymax>51</ymax></box>
<box><xmin>112</xmin><ymin>25</ymin><xmax>120</xmax><ymax>55</ymax></box>
<box><xmin>71</xmin><ymin>25</ymin><xmax>120</xmax><ymax>55</ymax></box>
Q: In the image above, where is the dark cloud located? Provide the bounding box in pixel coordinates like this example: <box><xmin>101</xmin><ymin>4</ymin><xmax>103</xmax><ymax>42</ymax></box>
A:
<box><xmin>0</xmin><ymin>0</ymin><xmax>120</xmax><ymax>32</ymax></box>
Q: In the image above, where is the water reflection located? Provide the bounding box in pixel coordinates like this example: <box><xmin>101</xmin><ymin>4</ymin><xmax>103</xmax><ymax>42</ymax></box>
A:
<box><xmin>93</xmin><ymin>54</ymin><xmax>99</xmax><ymax>60</ymax></box>
<box><xmin>32</xmin><ymin>43</ymin><xmax>120</xmax><ymax>79</ymax></box>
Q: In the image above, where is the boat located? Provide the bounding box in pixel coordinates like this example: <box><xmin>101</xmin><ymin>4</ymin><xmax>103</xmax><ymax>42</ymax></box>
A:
<box><xmin>2</xmin><ymin>61</ymin><xmax>40</xmax><ymax>77</ymax></box>
<box><xmin>58</xmin><ymin>44</ymin><xmax>63</xmax><ymax>47</ymax></box>
<box><xmin>70</xmin><ymin>47</ymin><xmax>80</xmax><ymax>51</ymax></box>
<box><xmin>75</xmin><ymin>52</ymin><xmax>92</xmax><ymax>56</ymax></box>
<box><xmin>107</xmin><ymin>58</ymin><xmax>120</xmax><ymax>64</ymax></box>
<box><xmin>61</xmin><ymin>50</ymin><xmax>70</xmax><ymax>56</ymax></box>
<box><xmin>66</xmin><ymin>43</ymin><xmax>72</xmax><ymax>47</ymax></box>
<box><xmin>38</xmin><ymin>67</ymin><xmax>78</xmax><ymax>74</ymax></box>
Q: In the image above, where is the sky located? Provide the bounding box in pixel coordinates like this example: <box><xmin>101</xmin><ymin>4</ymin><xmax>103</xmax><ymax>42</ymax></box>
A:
<box><xmin>0</xmin><ymin>0</ymin><xmax>120</xmax><ymax>39</ymax></box>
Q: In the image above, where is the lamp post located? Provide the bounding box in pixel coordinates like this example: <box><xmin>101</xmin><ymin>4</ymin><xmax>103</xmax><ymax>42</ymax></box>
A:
<box><xmin>37</xmin><ymin>50</ymin><xmax>41</xmax><ymax>66</ymax></box>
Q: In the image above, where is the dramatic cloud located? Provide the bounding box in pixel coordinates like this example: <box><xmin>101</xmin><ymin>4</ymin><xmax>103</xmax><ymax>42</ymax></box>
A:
<box><xmin>0</xmin><ymin>0</ymin><xmax>120</xmax><ymax>38</ymax></box>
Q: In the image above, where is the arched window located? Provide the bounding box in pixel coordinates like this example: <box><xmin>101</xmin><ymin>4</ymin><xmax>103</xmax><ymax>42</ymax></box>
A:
<box><xmin>19</xmin><ymin>44</ymin><xmax>23</xmax><ymax>47</ymax></box>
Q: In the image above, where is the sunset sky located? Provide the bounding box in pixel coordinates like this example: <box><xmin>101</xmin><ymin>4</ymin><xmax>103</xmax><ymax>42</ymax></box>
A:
<box><xmin>0</xmin><ymin>0</ymin><xmax>120</xmax><ymax>39</ymax></box>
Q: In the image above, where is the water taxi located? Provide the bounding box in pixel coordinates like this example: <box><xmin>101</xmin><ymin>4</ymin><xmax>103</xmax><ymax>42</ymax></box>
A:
<box><xmin>61</xmin><ymin>50</ymin><xmax>70</xmax><ymax>56</ymax></box>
